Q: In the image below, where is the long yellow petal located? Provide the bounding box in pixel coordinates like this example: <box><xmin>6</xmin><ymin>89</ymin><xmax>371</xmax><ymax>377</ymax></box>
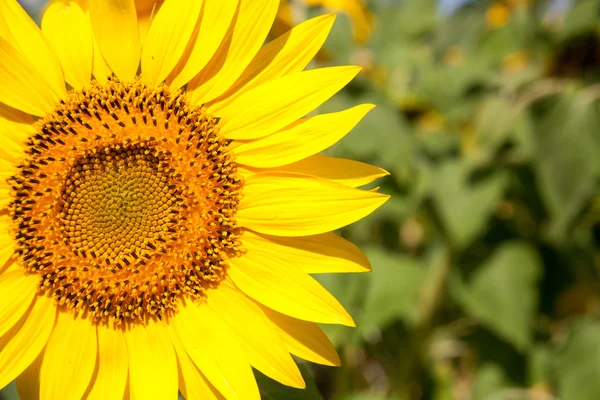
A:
<box><xmin>228</xmin><ymin>245</ymin><xmax>355</xmax><ymax>326</ymax></box>
<box><xmin>258</xmin><ymin>304</ymin><xmax>341</xmax><ymax>366</ymax></box>
<box><xmin>187</xmin><ymin>0</ymin><xmax>279</xmax><ymax>105</ymax></box>
<box><xmin>40</xmin><ymin>311</ymin><xmax>97</xmax><ymax>400</ymax></box>
<box><xmin>233</xmin><ymin>104</ymin><xmax>374</xmax><ymax>167</ymax></box>
<box><xmin>209</xmin><ymin>14</ymin><xmax>336</xmax><ymax>113</ymax></box>
<box><xmin>167</xmin><ymin>322</ymin><xmax>225</xmax><ymax>400</ymax></box>
<box><xmin>241</xmin><ymin>230</ymin><xmax>371</xmax><ymax>274</ymax></box>
<box><xmin>238</xmin><ymin>172</ymin><xmax>388</xmax><ymax>236</ymax></box>
<box><xmin>90</xmin><ymin>14</ymin><xmax>112</xmax><ymax>84</ymax></box>
<box><xmin>167</xmin><ymin>0</ymin><xmax>238</xmax><ymax>89</ymax></box>
<box><xmin>218</xmin><ymin>66</ymin><xmax>361</xmax><ymax>140</ymax></box>
<box><xmin>41</xmin><ymin>1</ymin><xmax>93</xmax><ymax>90</ymax></box>
<box><xmin>0</xmin><ymin>268</ymin><xmax>38</xmax><ymax>338</ymax></box>
<box><xmin>0</xmin><ymin>295</ymin><xmax>57</xmax><ymax>391</ymax></box>
<box><xmin>208</xmin><ymin>283</ymin><xmax>305</xmax><ymax>388</ymax></box>
<box><xmin>140</xmin><ymin>0</ymin><xmax>202</xmax><ymax>85</ymax></box>
<box><xmin>0</xmin><ymin>0</ymin><xmax>66</xmax><ymax>99</ymax></box>
<box><xmin>124</xmin><ymin>320</ymin><xmax>178</xmax><ymax>400</ymax></box>
<box><xmin>0</xmin><ymin>37</ymin><xmax>61</xmax><ymax>116</ymax></box>
<box><xmin>0</xmin><ymin>102</ymin><xmax>34</xmax><ymax>150</ymax></box>
<box><xmin>240</xmin><ymin>155</ymin><xmax>389</xmax><ymax>188</ymax></box>
<box><xmin>173</xmin><ymin>302</ymin><xmax>260</xmax><ymax>400</ymax></box>
<box><xmin>89</xmin><ymin>0</ymin><xmax>141</xmax><ymax>81</ymax></box>
<box><xmin>85</xmin><ymin>325</ymin><xmax>129</xmax><ymax>400</ymax></box>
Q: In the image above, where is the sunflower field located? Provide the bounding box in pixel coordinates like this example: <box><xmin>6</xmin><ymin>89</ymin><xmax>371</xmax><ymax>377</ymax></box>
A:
<box><xmin>1</xmin><ymin>0</ymin><xmax>600</xmax><ymax>399</ymax></box>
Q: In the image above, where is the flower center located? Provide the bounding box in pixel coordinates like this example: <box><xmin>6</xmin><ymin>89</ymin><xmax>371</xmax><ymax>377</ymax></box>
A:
<box><xmin>9</xmin><ymin>78</ymin><xmax>241</xmax><ymax>324</ymax></box>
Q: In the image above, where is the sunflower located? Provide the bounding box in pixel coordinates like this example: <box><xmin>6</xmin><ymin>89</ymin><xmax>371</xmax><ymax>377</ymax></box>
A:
<box><xmin>0</xmin><ymin>0</ymin><xmax>389</xmax><ymax>398</ymax></box>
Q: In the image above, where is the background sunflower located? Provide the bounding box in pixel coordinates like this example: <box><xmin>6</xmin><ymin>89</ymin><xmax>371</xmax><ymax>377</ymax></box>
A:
<box><xmin>2</xmin><ymin>0</ymin><xmax>600</xmax><ymax>399</ymax></box>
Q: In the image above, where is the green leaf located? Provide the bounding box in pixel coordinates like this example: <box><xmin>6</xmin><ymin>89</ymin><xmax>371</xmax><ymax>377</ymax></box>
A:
<box><xmin>256</xmin><ymin>365</ymin><xmax>322</xmax><ymax>400</ymax></box>
<box><xmin>470</xmin><ymin>363</ymin><xmax>511</xmax><ymax>400</ymax></box>
<box><xmin>553</xmin><ymin>319</ymin><xmax>600</xmax><ymax>400</ymax></box>
<box><xmin>432</xmin><ymin>160</ymin><xmax>508</xmax><ymax>249</ymax></box>
<box><xmin>562</xmin><ymin>0</ymin><xmax>600</xmax><ymax>39</ymax></box>
<box><xmin>358</xmin><ymin>249</ymin><xmax>429</xmax><ymax>335</ymax></box>
<box><xmin>0</xmin><ymin>382</ymin><xmax>19</xmax><ymax>400</ymax></box>
<box><xmin>531</xmin><ymin>93</ymin><xmax>600</xmax><ymax>240</ymax></box>
<box><xmin>451</xmin><ymin>242</ymin><xmax>542</xmax><ymax>350</ymax></box>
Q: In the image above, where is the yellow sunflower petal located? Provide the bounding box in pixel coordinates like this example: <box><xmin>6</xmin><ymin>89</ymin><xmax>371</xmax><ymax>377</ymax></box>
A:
<box><xmin>91</xmin><ymin>23</ymin><xmax>111</xmax><ymax>84</ymax></box>
<box><xmin>0</xmin><ymin>268</ymin><xmax>38</xmax><ymax>338</ymax></box>
<box><xmin>167</xmin><ymin>322</ymin><xmax>225</xmax><ymax>400</ymax></box>
<box><xmin>241</xmin><ymin>230</ymin><xmax>371</xmax><ymax>274</ymax></box>
<box><xmin>238</xmin><ymin>172</ymin><xmax>388</xmax><ymax>236</ymax></box>
<box><xmin>187</xmin><ymin>0</ymin><xmax>279</xmax><ymax>105</ymax></box>
<box><xmin>40</xmin><ymin>311</ymin><xmax>97</xmax><ymax>400</ymax></box>
<box><xmin>0</xmin><ymin>295</ymin><xmax>57</xmax><ymax>391</ymax></box>
<box><xmin>218</xmin><ymin>66</ymin><xmax>361</xmax><ymax>140</ymax></box>
<box><xmin>167</xmin><ymin>0</ymin><xmax>238</xmax><ymax>89</ymax></box>
<box><xmin>228</xmin><ymin>245</ymin><xmax>355</xmax><ymax>326</ymax></box>
<box><xmin>89</xmin><ymin>0</ymin><xmax>141</xmax><ymax>81</ymax></box>
<box><xmin>241</xmin><ymin>155</ymin><xmax>389</xmax><ymax>188</ymax></box>
<box><xmin>258</xmin><ymin>304</ymin><xmax>341</xmax><ymax>367</ymax></box>
<box><xmin>0</xmin><ymin>103</ymin><xmax>34</xmax><ymax>150</ymax></box>
<box><xmin>0</xmin><ymin>0</ymin><xmax>66</xmax><ymax>99</ymax></box>
<box><xmin>0</xmin><ymin>37</ymin><xmax>61</xmax><ymax>116</ymax></box>
<box><xmin>140</xmin><ymin>0</ymin><xmax>203</xmax><ymax>85</ymax></box>
<box><xmin>233</xmin><ymin>104</ymin><xmax>374</xmax><ymax>167</ymax></box>
<box><xmin>85</xmin><ymin>325</ymin><xmax>129</xmax><ymax>400</ymax></box>
<box><xmin>209</xmin><ymin>14</ymin><xmax>336</xmax><ymax>113</ymax></box>
<box><xmin>124</xmin><ymin>320</ymin><xmax>178</xmax><ymax>400</ymax></box>
<box><xmin>173</xmin><ymin>301</ymin><xmax>260</xmax><ymax>400</ymax></box>
<box><xmin>258</xmin><ymin>304</ymin><xmax>341</xmax><ymax>366</ymax></box>
<box><xmin>208</xmin><ymin>282</ymin><xmax>305</xmax><ymax>389</ymax></box>
<box><xmin>41</xmin><ymin>1</ymin><xmax>93</xmax><ymax>90</ymax></box>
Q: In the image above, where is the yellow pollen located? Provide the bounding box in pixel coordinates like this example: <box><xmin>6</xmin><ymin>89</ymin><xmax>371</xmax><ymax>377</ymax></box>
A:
<box><xmin>8</xmin><ymin>77</ymin><xmax>241</xmax><ymax>324</ymax></box>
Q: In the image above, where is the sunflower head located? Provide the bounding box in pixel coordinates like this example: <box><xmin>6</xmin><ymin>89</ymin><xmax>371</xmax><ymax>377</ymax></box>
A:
<box><xmin>0</xmin><ymin>0</ymin><xmax>388</xmax><ymax>398</ymax></box>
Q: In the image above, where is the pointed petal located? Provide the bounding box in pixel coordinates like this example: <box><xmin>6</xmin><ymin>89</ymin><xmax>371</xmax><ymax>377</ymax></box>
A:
<box><xmin>0</xmin><ymin>295</ymin><xmax>57</xmax><ymax>390</ymax></box>
<box><xmin>241</xmin><ymin>230</ymin><xmax>371</xmax><ymax>274</ymax></box>
<box><xmin>240</xmin><ymin>155</ymin><xmax>389</xmax><ymax>188</ymax></box>
<box><xmin>91</xmin><ymin>19</ymin><xmax>112</xmax><ymax>84</ymax></box>
<box><xmin>85</xmin><ymin>325</ymin><xmax>128</xmax><ymax>400</ymax></box>
<box><xmin>209</xmin><ymin>14</ymin><xmax>336</xmax><ymax>112</ymax></box>
<box><xmin>173</xmin><ymin>301</ymin><xmax>260</xmax><ymax>400</ymax></box>
<box><xmin>124</xmin><ymin>320</ymin><xmax>178</xmax><ymax>400</ymax></box>
<box><xmin>0</xmin><ymin>103</ymin><xmax>34</xmax><ymax>156</ymax></box>
<box><xmin>208</xmin><ymin>283</ymin><xmax>305</xmax><ymax>388</ymax></box>
<box><xmin>41</xmin><ymin>1</ymin><xmax>93</xmax><ymax>89</ymax></box>
<box><xmin>0</xmin><ymin>268</ymin><xmax>38</xmax><ymax>338</ymax></box>
<box><xmin>89</xmin><ymin>0</ymin><xmax>141</xmax><ymax>81</ymax></box>
<box><xmin>167</xmin><ymin>322</ymin><xmax>225</xmax><ymax>400</ymax></box>
<box><xmin>167</xmin><ymin>0</ymin><xmax>238</xmax><ymax>89</ymax></box>
<box><xmin>40</xmin><ymin>311</ymin><xmax>97</xmax><ymax>400</ymax></box>
<box><xmin>218</xmin><ymin>66</ymin><xmax>361</xmax><ymax>140</ymax></box>
<box><xmin>140</xmin><ymin>0</ymin><xmax>202</xmax><ymax>85</ymax></box>
<box><xmin>258</xmin><ymin>304</ymin><xmax>341</xmax><ymax>366</ymax></box>
<box><xmin>187</xmin><ymin>0</ymin><xmax>279</xmax><ymax>105</ymax></box>
<box><xmin>228</xmin><ymin>244</ymin><xmax>355</xmax><ymax>326</ymax></box>
<box><xmin>0</xmin><ymin>0</ymin><xmax>66</xmax><ymax>99</ymax></box>
<box><xmin>238</xmin><ymin>172</ymin><xmax>389</xmax><ymax>236</ymax></box>
<box><xmin>233</xmin><ymin>104</ymin><xmax>374</xmax><ymax>167</ymax></box>
<box><xmin>0</xmin><ymin>37</ymin><xmax>61</xmax><ymax>116</ymax></box>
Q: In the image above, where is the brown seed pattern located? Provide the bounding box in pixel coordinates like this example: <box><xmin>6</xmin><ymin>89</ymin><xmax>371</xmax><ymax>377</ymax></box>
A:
<box><xmin>8</xmin><ymin>78</ymin><xmax>241</xmax><ymax>324</ymax></box>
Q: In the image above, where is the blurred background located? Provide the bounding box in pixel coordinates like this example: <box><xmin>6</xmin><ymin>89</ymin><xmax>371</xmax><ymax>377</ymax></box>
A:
<box><xmin>3</xmin><ymin>0</ymin><xmax>600</xmax><ymax>399</ymax></box>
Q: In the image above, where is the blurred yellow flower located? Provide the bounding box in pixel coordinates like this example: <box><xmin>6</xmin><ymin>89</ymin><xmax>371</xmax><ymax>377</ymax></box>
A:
<box><xmin>0</xmin><ymin>0</ymin><xmax>389</xmax><ymax>398</ymax></box>
<box><xmin>274</xmin><ymin>0</ymin><xmax>373</xmax><ymax>44</ymax></box>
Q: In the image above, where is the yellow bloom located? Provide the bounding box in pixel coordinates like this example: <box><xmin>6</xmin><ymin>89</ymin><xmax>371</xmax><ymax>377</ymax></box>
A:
<box><xmin>0</xmin><ymin>0</ymin><xmax>388</xmax><ymax>399</ymax></box>
<box><xmin>274</xmin><ymin>0</ymin><xmax>373</xmax><ymax>44</ymax></box>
